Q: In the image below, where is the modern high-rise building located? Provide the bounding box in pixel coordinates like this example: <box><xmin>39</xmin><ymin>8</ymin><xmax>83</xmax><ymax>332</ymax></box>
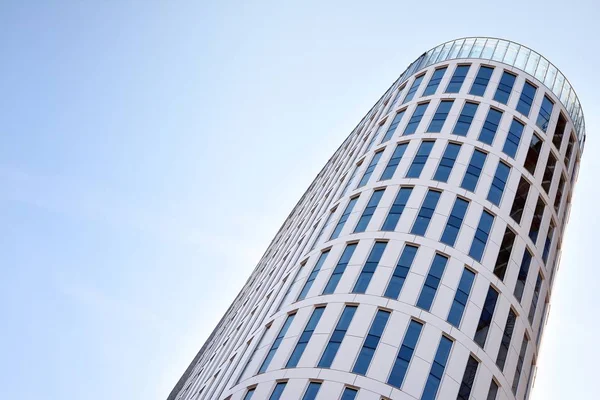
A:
<box><xmin>168</xmin><ymin>37</ymin><xmax>584</xmax><ymax>400</ymax></box>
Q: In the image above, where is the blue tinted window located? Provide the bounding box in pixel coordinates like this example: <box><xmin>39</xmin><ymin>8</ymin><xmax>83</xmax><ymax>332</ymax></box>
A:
<box><xmin>388</xmin><ymin>320</ymin><xmax>423</xmax><ymax>388</ymax></box>
<box><xmin>384</xmin><ymin>244</ymin><xmax>418</xmax><ymax>299</ymax></box>
<box><xmin>542</xmin><ymin>222</ymin><xmax>555</xmax><ymax>264</ymax></box>
<box><xmin>402</xmin><ymin>74</ymin><xmax>425</xmax><ymax>104</ymax></box>
<box><xmin>354</xmin><ymin>189</ymin><xmax>385</xmax><ymax>233</ymax></box>
<box><xmin>357</xmin><ymin>151</ymin><xmax>383</xmax><ymax>188</ymax></box>
<box><xmin>469</xmin><ymin>210</ymin><xmax>494</xmax><ymax>262</ymax></box>
<box><xmin>447</xmin><ymin>268</ymin><xmax>476</xmax><ymax>327</ymax></box>
<box><xmin>441</xmin><ymin>197</ymin><xmax>469</xmax><ymax>246</ymax></box>
<box><xmin>423</xmin><ymin>67</ymin><xmax>447</xmax><ymax>96</ymax></box>
<box><xmin>487</xmin><ymin>161</ymin><xmax>510</xmax><ymax>206</ymax></box>
<box><xmin>411</xmin><ymin>189</ymin><xmax>441</xmax><ymax>236</ymax></box>
<box><xmin>516</xmin><ymin>82</ymin><xmax>537</xmax><ymax>116</ymax></box>
<box><xmin>322</xmin><ymin>244</ymin><xmax>357</xmax><ymax>294</ymax></box>
<box><xmin>380</xmin><ymin>143</ymin><xmax>408</xmax><ymax>180</ymax></box>
<box><xmin>311</xmin><ymin>208</ymin><xmax>335</xmax><ymax>250</ymax></box>
<box><xmin>453</xmin><ymin>102</ymin><xmax>479</xmax><ymax>136</ymax></box>
<box><xmin>301</xmin><ymin>382</ymin><xmax>321</xmax><ymax>400</ymax></box>
<box><xmin>474</xmin><ymin>286</ymin><xmax>499</xmax><ymax>347</ymax></box>
<box><xmin>494</xmin><ymin>71</ymin><xmax>516</xmax><ymax>104</ymax></box>
<box><xmin>461</xmin><ymin>149</ymin><xmax>487</xmax><ymax>192</ymax></box>
<box><xmin>502</xmin><ymin>119</ymin><xmax>524</xmax><ymax>159</ymax></box>
<box><xmin>243</xmin><ymin>388</ymin><xmax>255</xmax><ymax>400</ymax></box>
<box><xmin>478</xmin><ymin>108</ymin><xmax>503</xmax><ymax>145</ymax></box>
<box><xmin>318</xmin><ymin>305</ymin><xmax>357</xmax><ymax>368</ymax></box>
<box><xmin>406</xmin><ymin>140</ymin><xmax>435</xmax><ymax>178</ymax></box>
<box><xmin>269</xmin><ymin>382</ymin><xmax>287</xmax><ymax>400</ymax></box>
<box><xmin>286</xmin><ymin>307</ymin><xmax>325</xmax><ymax>368</ymax></box>
<box><xmin>259</xmin><ymin>313</ymin><xmax>296</xmax><ymax>373</ymax></box>
<box><xmin>352</xmin><ymin>310</ymin><xmax>390</xmax><ymax>375</ymax></box>
<box><xmin>341</xmin><ymin>388</ymin><xmax>358</xmax><ymax>400</ymax></box>
<box><xmin>433</xmin><ymin>142</ymin><xmax>461</xmax><ymax>182</ymax></box>
<box><xmin>365</xmin><ymin>123</ymin><xmax>386</xmax><ymax>153</ymax></box>
<box><xmin>524</xmin><ymin>134</ymin><xmax>542</xmax><ymax>175</ymax></box>
<box><xmin>416</xmin><ymin>254</ymin><xmax>448</xmax><ymax>310</ymax></box>
<box><xmin>458</xmin><ymin>356</ymin><xmax>479</xmax><ymax>400</ymax></box>
<box><xmin>496</xmin><ymin>309</ymin><xmax>517</xmax><ymax>371</ymax></box>
<box><xmin>422</xmin><ymin>336</ymin><xmax>454</xmax><ymax>400</ymax></box>
<box><xmin>427</xmin><ymin>100</ymin><xmax>454</xmax><ymax>133</ymax></box>
<box><xmin>353</xmin><ymin>242</ymin><xmax>387</xmax><ymax>293</ymax></box>
<box><xmin>297</xmin><ymin>251</ymin><xmax>329</xmax><ymax>300</ymax></box>
<box><xmin>381</xmin><ymin>110</ymin><xmax>406</xmax><ymax>143</ymax></box>
<box><xmin>528</xmin><ymin>197</ymin><xmax>545</xmax><ymax>243</ymax></box>
<box><xmin>536</xmin><ymin>95</ymin><xmax>554</xmax><ymax>132</ymax></box>
<box><xmin>514</xmin><ymin>248</ymin><xmax>532</xmax><ymax>303</ymax></box>
<box><xmin>512</xmin><ymin>335</ymin><xmax>529</xmax><ymax>394</ymax></box>
<box><xmin>382</xmin><ymin>187</ymin><xmax>413</xmax><ymax>231</ymax></box>
<box><xmin>528</xmin><ymin>273</ymin><xmax>543</xmax><ymax>323</ymax></box>
<box><xmin>403</xmin><ymin>103</ymin><xmax>429</xmax><ymax>135</ymax></box>
<box><xmin>330</xmin><ymin>196</ymin><xmax>359</xmax><ymax>240</ymax></box>
<box><xmin>446</xmin><ymin>65</ymin><xmax>470</xmax><ymax>93</ymax></box>
<box><xmin>470</xmin><ymin>66</ymin><xmax>494</xmax><ymax>96</ymax></box>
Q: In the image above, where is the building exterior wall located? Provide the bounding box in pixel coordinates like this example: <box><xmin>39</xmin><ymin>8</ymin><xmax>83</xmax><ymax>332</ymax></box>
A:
<box><xmin>168</xmin><ymin>37</ymin><xmax>584</xmax><ymax>400</ymax></box>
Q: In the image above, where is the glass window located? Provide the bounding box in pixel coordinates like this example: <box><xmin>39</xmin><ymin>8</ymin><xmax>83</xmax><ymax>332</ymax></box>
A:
<box><xmin>339</xmin><ymin>161</ymin><xmax>362</xmax><ymax>199</ymax></box>
<box><xmin>458</xmin><ymin>356</ymin><xmax>480</xmax><ymax>400</ymax></box>
<box><xmin>478</xmin><ymin>108</ymin><xmax>503</xmax><ymax>145</ymax></box>
<box><xmin>365</xmin><ymin>123</ymin><xmax>386</xmax><ymax>153</ymax></box>
<box><xmin>357</xmin><ymin>151</ymin><xmax>384</xmax><ymax>188</ymax></box>
<box><xmin>427</xmin><ymin>100</ymin><xmax>454</xmax><ymax>133</ymax></box>
<box><xmin>341</xmin><ymin>388</ymin><xmax>358</xmax><ymax>400</ymax></box>
<box><xmin>536</xmin><ymin>95</ymin><xmax>554</xmax><ymax>132</ymax></box>
<box><xmin>542</xmin><ymin>152</ymin><xmax>557</xmax><ymax>193</ymax></box>
<box><xmin>510</xmin><ymin>177</ymin><xmax>530</xmax><ymax>223</ymax></box>
<box><xmin>474</xmin><ymin>286</ymin><xmax>499</xmax><ymax>347</ymax></box>
<box><xmin>403</xmin><ymin>103</ymin><xmax>429</xmax><ymax>135</ymax></box>
<box><xmin>384</xmin><ymin>244</ymin><xmax>418</xmax><ymax>299</ymax></box>
<box><xmin>487</xmin><ymin>380</ymin><xmax>500</xmax><ymax>400</ymax></box>
<box><xmin>318</xmin><ymin>305</ymin><xmax>357</xmax><ymax>368</ymax></box>
<box><xmin>448</xmin><ymin>268</ymin><xmax>476</xmax><ymax>327</ymax></box>
<box><xmin>322</xmin><ymin>243</ymin><xmax>357</xmax><ymax>295</ymax></box>
<box><xmin>565</xmin><ymin>133</ymin><xmax>575</xmax><ymax>167</ymax></box>
<box><xmin>461</xmin><ymin>149</ymin><xmax>487</xmax><ymax>192</ymax></box>
<box><xmin>554</xmin><ymin>174</ymin><xmax>566</xmax><ymax>213</ymax></box>
<box><xmin>402</xmin><ymin>74</ymin><xmax>425</xmax><ymax>104</ymax></box>
<box><xmin>433</xmin><ymin>142</ymin><xmax>461</xmax><ymax>182</ymax></box>
<box><xmin>286</xmin><ymin>307</ymin><xmax>325</xmax><ymax>368</ymax></box>
<box><xmin>453</xmin><ymin>102</ymin><xmax>479</xmax><ymax>136</ymax></box>
<box><xmin>552</xmin><ymin>113</ymin><xmax>567</xmax><ymax>150</ymax></box>
<box><xmin>487</xmin><ymin>161</ymin><xmax>510</xmax><ymax>206</ymax></box>
<box><xmin>512</xmin><ymin>335</ymin><xmax>529</xmax><ymax>394</ymax></box>
<box><xmin>269</xmin><ymin>382</ymin><xmax>287</xmax><ymax>400</ymax></box>
<box><xmin>311</xmin><ymin>207</ymin><xmax>336</xmax><ymax>250</ymax></box>
<box><xmin>243</xmin><ymin>388</ymin><xmax>255</xmax><ymax>400</ymax></box>
<box><xmin>259</xmin><ymin>313</ymin><xmax>296</xmax><ymax>373</ymax></box>
<box><xmin>380</xmin><ymin>143</ymin><xmax>408</xmax><ymax>180</ymax></box>
<box><xmin>416</xmin><ymin>254</ymin><xmax>448</xmax><ymax>310</ymax></box>
<box><xmin>237</xmin><ymin>325</ymin><xmax>271</xmax><ymax>383</ymax></box>
<box><xmin>330</xmin><ymin>196</ymin><xmax>359</xmax><ymax>240</ymax></box>
<box><xmin>297</xmin><ymin>251</ymin><xmax>330</xmax><ymax>301</ymax></box>
<box><xmin>494</xmin><ymin>71</ymin><xmax>516</xmax><ymax>104</ymax></box>
<box><xmin>502</xmin><ymin>118</ymin><xmax>524</xmax><ymax>159</ymax></box>
<box><xmin>411</xmin><ymin>189</ymin><xmax>441</xmax><ymax>236</ymax></box>
<box><xmin>496</xmin><ymin>309</ymin><xmax>517</xmax><ymax>371</ymax></box>
<box><xmin>524</xmin><ymin>133</ymin><xmax>543</xmax><ymax>175</ymax></box>
<box><xmin>354</xmin><ymin>189</ymin><xmax>385</xmax><ymax>233</ymax></box>
<box><xmin>470</xmin><ymin>66</ymin><xmax>494</xmax><ymax>96</ymax></box>
<box><xmin>421</xmin><ymin>336</ymin><xmax>453</xmax><ymax>400</ymax></box>
<box><xmin>301</xmin><ymin>382</ymin><xmax>321</xmax><ymax>400</ymax></box>
<box><xmin>446</xmin><ymin>65</ymin><xmax>470</xmax><ymax>93</ymax></box>
<box><xmin>381</xmin><ymin>110</ymin><xmax>406</xmax><ymax>144</ymax></box>
<box><xmin>516</xmin><ymin>81</ymin><xmax>537</xmax><ymax>116</ymax></box>
<box><xmin>514</xmin><ymin>248</ymin><xmax>532</xmax><ymax>303</ymax></box>
<box><xmin>494</xmin><ymin>227</ymin><xmax>516</xmax><ymax>281</ymax></box>
<box><xmin>528</xmin><ymin>197</ymin><xmax>545</xmax><ymax>244</ymax></box>
<box><xmin>543</xmin><ymin>221</ymin><xmax>555</xmax><ymax>264</ymax></box>
<box><xmin>382</xmin><ymin>187</ymin><xmax>413</xmax><ymax>231</ymax></box>
<box><xmin>406</xmin><ymin>140</ymin><xmax>435</xmax><ymax>178</ymax></box>
<box><xmin>469</xmin><ymin>210</ymin><xmax>494</xmax><ymax>262</ymax></box>
<box><xmin>353</xmin><ymin>241</ymin><xmax>387</xmax><ymax>293</ymax></box>
<box><xmin>441</xmin><ymin>197</ymin><xmax>469</xmax><ymax>246</ymax></box>
<box><xmin>528</xmin><ymin>273</ymin><xmax>543</xmax><ymax>323</ymax></box>
<box><xmin>352</xmin><ymin>310</ymin><xmax>390</xmax><ymax>375</ymax></box>
<box><xmin>423</xmin><ymin>67</ymin><xmax>448</xmax><ymax>96</ymax></box>
<box><xmin>387</xmin><ymin>320</ymin><xmax>424</xmax><ymax>388</ymax></box>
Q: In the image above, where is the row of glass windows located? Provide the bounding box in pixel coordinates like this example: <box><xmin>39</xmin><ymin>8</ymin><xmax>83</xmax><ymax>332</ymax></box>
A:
<box><xmin>244</xmin><ymin>302</ymin><xmax>531</xmax><ymax>399</ymax></box>
<box><xmin>241</xmin><ymin>381</ymin><xmax>356</xmax><ymax>400</ymax></box>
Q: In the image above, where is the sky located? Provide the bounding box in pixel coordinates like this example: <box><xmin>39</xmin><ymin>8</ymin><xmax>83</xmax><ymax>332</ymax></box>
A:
<box><xmin>0</xmin><ymin>1</ymin><xmax>598</xmax><ymax>399</ymax></box>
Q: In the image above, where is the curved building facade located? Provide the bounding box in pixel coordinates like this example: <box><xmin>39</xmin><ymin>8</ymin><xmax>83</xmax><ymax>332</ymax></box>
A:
<box><xmin>168</xmin><ymin>37</ymin><xmax>584</xmax><ymax>400</ymax></box>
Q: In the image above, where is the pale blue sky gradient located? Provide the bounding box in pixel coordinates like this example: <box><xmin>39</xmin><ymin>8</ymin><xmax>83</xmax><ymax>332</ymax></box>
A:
<box><xmin>1</xmin><ymin>1</ymin><xmax>598</xmax><ymax>399</ymax></box>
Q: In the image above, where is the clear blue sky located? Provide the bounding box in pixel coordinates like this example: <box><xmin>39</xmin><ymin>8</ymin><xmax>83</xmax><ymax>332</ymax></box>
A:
<box><xmin>1</xmin><ymin>1</ymin><xmax>598</xmax><ymax>399</ymax></box>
